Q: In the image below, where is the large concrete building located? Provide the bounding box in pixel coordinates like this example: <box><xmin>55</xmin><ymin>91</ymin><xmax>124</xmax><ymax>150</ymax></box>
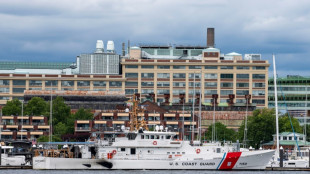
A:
<box><xmin>268</xmin><ymin>75</ymin><xmax>310</xmax><ymax>125</ymax></box>
<box><xmin>0</xmin><ymin>29</ymin><xmax>270</xmax><ymax>136</ymax></box>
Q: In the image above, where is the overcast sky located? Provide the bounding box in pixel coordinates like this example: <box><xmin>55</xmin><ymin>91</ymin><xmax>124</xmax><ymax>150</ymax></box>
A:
<box><xmin>0</xmin><ymin>0</ymin><xmax>310</xmax><ymax>77</ymax></box>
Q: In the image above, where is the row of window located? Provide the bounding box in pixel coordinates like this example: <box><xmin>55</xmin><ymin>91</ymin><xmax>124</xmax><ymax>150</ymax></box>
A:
<box><xmin>125</xmin><ymin>65</ymin><xmax>266</xmax><ymax>70</ymax></box>
<box><xmin>125</xmin><ymin>73</ymin><xmax>265</xmax><ymax>79</ymax></box>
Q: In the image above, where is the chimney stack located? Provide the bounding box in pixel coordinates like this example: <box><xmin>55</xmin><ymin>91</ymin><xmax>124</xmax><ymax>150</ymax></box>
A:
<box><xmin>207</xmin><ymin>28</ymin><xmax>215</xmax><ymax>48</ymax></box>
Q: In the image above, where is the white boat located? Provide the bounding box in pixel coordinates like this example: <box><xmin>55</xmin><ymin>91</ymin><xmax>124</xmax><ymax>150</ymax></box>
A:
<box><xmin>267</xmin><ymin>55</ymin><xmax>310</xmax><ymax>168</ymax></box>
<box><xmin>33</xmin><ymin>130</ymin><xmax>274</xmax><ymax>170</ymax></box>
<box><xmin>0</xmin><ymin>145</ymin><xmax>26</xmax><ymax>166</ymax></box>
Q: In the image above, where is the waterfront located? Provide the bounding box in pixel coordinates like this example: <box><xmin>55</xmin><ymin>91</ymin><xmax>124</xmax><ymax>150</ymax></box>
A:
<box><xmin>1</xmin><ymin>170</ymin><xmax>310</xmax><ymax>174</ymax></box>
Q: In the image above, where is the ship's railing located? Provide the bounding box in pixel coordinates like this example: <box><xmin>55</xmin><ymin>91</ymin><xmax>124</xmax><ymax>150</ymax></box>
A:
<box><xmin>34</xmin><ymin>148</ymin><xmax>73</xmax><ymax>158</ymax></box>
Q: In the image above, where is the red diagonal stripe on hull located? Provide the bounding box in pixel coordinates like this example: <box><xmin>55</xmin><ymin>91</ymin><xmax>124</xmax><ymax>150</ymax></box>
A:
<box><xmin>219</xmin><ymin>152</ymin><xmax>242</xmax><ymax>170</ymax></box>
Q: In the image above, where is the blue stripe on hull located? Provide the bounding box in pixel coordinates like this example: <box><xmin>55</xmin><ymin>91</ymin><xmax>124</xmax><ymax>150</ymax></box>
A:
<box><xmin>216</xmin><ymin>152</ymin><xmax>226</xmax><ymax>170</ymax></box>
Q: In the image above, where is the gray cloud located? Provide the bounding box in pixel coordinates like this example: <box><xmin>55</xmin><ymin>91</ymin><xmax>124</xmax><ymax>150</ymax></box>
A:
<box><xmin>0</xmin><ymin>0</ymin><xmax>310</xmax><ymax>77</ymax></box>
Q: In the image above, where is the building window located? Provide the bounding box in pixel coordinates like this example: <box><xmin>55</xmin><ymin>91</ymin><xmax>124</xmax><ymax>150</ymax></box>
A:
<box><xmin>141</xmin><ymin>82</ymin><xmax>154</xmax><ymax>87</ymax></box>
<box><xmin>0</xmin><ymin>80</ymin><xmax>9</xmax><ymax>86</ymax></box>
<box><xmin>189</xmin><ymin>66</ymin><xmax>201</xmax><ymax>69</ymax></box>
<box><xmin>157</xmin><ymin>73</ymin><xmax>170</xmax><ymax>78</ymax></box>
<box><xmin>220</xmin><ymin>90</ymin><xmax>233</xmax><ymax>96</ymax></box>
<box><xmin>13</xmin><ymin>80</ymin><xmax>26</xmax><ymax>86</ymax></box>
<box><xmin>237</xmin><ymin>74</ymin><xmax>249</xmax><ymax>79</ymax></box>
<box><xmin>205</xmin><ymin>66</ymin><xmax>217</xmax><ymax>69</ymax></box>
<box><xmin>205</xmin><ymin>90</ymin><xmax>217</xmax><ymax>95</ymax></box>
<box><xmin>157</xmin><ymin>89</ymin><xmax>170</xmax><ymax>94</ymax></box>
<box><xmin>0</xmin><ymin>87</ymin><xmax>10</xmax><ymax>93</ymax></box>
<box><xmin>125</xmin><ymin>65</ymin><xmax>138</xmax><ymax>69</ymax></box>
<box><xmin>205</xmin><ymin>82</ymin><xmax>217</xmax><ymax>87</ymax></box>
<box><xmin>220</xmin><ymin>74</ymin><xmax>233</xmax><ymax>79</ymax></box>
<box><xmin>253</xmin><ymin>83</ymin><xmax>265</xmax><ymax>88</ymax></box>
<box><xmin>125</xmin><ymin>73</ymin><xmax>138</xmax><ymax>78</ymax></box>
<box><xmin>236</xmin><ymin>90</ymin><xmax>249</xmax><ymax>95</ymax></box>
<box><xmin>125</xmin><ymin>82</ymin><xmax>138</xmax><ymax>87</ymax></box>
<box><xmin>157</xmin><ymin>65</ymin><xmax>170</xmax><ymax>69</ymax></box>
<box><xmin>173</xmin><ymin>65</ymin><xmax>186</xmax><ymax>69</ymax></box>
<box><xmin>252</xmin><ymin>90</ymin><xmax>265</xmax><ymax>96</ymax></box>
<box><xmin>109</xmin><ymin>81</ymin><xmax>122</xmax><ymax>87</ymax></box>
<box><xmin>125</xmin><ymin>89</ymin><xmax>138</xmax><ymax>95</ymax></box>
<box><xmin>77</xmin><ymin>81</ymin><xmax>90</xmax><ymax>87</ymax></box>
<box><xmin>253</xmin><ymin>66</ymin><xmax>266</xmax><ymax>70</ymax></box>
<box><xmin>141</xmin><ymin>65</ymin><xmax>154</xmax><ymax>69</ymax></box>
<box><xmin>141</xmin><ymin>73</ymin><xmax>154</xmax><ymax>78</ymax></box>
<box><xmin>236</xmin><ymin>83</ymin><xmax>249</xmax><ymax>88</ymax></box>
<box><xmin>173</xmin><ymin>82</ymin><xmax>186</xmax><ymax>87</ymax></box>
<box><xmin>253</xmin><ymin>74</ymin><xmax>265</xmax><ymax>79</ymax></box>
<box><xmin>189</xmin><ymin>73</ymin><xmax>201</xmax><ymax>79</ymax></box>
<box><xmin>221</xmin><ymin>66</ymin><xmax>233</xmax><ymax>69</ymax></box>
<box><xmin>173</xmin><ymin>89</ymin><xmax>185</xmax><ymax>95</ymax></box>
<box><xmin>45</xmin><ymin>80</ymin><xmax>58</xmax><ymax>86</ymax></box>
<box><xmin>188</xmin><ymin>82</ymin><xmax>201</xmax><ymax>87</ymax></box>
<box><xmin>237</xmin><ymin>66</ymin><xmax>249</xmax><ymax>70</ymax></box>
<box><xmin>221</xmin><ymin>82</ymin><xmax>233</xmax><ymax>88</ymax></box>
<box><xmin>252</xmin><ymin>99</ymin><xmax>265</xmax><ymax>104</ymax></box>
<box><xmin>205</xmin><ymin>73</ymin><xmax>217</xmax><ymax>79</ymax></box>
<box><xmin>29</xmin><ymin>80</ymin><xmax>42</xmax><ymax>86</ymax></box>
<box><xmin>13</xmin><ymin>88</ymin><xmax>26</xmax><ymax>93</ymax></box>
<box><xmin>93</xmin><ymin>81</ymin><xmax>106</xmax><ymax>87</ymax></box>
<box><xmin>61</xmin><ymin>81</ymin><xmax>74</xmax><ymax>87</ymax></box>
<box><xmin>236</xmin><ymin>99</ymin><xmax>246</xmax><ymax>103</ymax></box>
<box><xmin>173</xmin><ymin>73</ymin><xmax>186</xmax><ymax>79</ymax></box>
<box><xmin>141</xmin><ymin>89</ymin><xmax>154</xmax><ymax>94</ymax></box>
<box><xmin>157</xmin><ymin>82</ymin><xmax>170</xmax><ymax>87</ymax></box>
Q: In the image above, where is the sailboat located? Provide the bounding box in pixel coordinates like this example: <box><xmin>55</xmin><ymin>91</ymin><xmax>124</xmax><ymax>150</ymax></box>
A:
<box><xmin>268</xmin><ymin>55</ymin><xmax>309</xmax><ymax>168</ymax></box>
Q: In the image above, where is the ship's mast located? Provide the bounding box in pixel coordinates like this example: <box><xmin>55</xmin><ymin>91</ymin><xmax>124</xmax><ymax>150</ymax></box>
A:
<box><xmin>273</xmin><ymin>54</ymin><xmax>280</xmax><ymax>158</ymax></box>
<box><xmin>129</xmin><ymin>93</ymin><xmax>148</xmax><ymax>131</ymax></box>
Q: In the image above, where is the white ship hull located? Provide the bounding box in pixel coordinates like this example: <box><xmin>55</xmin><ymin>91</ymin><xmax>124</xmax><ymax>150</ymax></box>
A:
<box><xmin>33</xmin><ymin>150</ymin><xmax>274</xmax><ymax>170</ymax></box>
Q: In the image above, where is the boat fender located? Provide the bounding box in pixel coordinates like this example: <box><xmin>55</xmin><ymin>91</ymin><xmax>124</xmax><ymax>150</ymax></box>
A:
<box><xmin>196</xmin><ymin>149</ymin><xmax>201</xmax><ymax>154</ymax></box>
<box><xmin>153</xmin><ymin>141</ymin><xmax>157</xmax><ymax>145</ymax></box>
<box><xmin>112</xmin><ymin>150</ymin><xmax>117</xmax><ymax>154</ymax></box>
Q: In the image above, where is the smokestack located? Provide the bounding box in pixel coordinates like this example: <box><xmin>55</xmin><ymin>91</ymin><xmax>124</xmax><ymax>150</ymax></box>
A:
<box><xmin>207</xmin><ymin>28</ymin><xmax>215</xmax><ymax>48</ymax></box>
<box><xmin>122</xmin><ymin>42</ymin><xmax>125</xmax><ymax>56</ymax></box>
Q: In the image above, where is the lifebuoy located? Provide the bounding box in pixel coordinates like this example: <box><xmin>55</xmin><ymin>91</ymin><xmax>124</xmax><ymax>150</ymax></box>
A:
<box><xmin>112</xmin><ymin>150</ymin><xmax>117</xmax><ymax>154</ymax></box>
<box><xmin>196</xmin><ymin>149</ymin><xmax>201</xmax><ymax>154</ymax></box>
<box><xmin>153</xmin><ymin>141</ymin><xmax>157</xmax><ymax>145</ymax></box>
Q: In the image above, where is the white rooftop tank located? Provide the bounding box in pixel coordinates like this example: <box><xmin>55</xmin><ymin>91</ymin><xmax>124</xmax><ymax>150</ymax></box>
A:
<box><xmin>95</xmin><ymin>40</ymin><xmax>104</xmax><ymax>53</ymax></box>
<box><xmin>107</xmin><ymin>40</ymin><xmax>115</xmax><ymax>53</ymax></box>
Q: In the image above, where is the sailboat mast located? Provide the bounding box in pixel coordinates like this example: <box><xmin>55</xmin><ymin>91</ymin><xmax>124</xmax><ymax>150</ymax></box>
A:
<box><xmin>191</xmin><ymin>73</ymin><xmax>195</xmax><ymax>142</ymax></box>
<box><xmin>273</xmin><ymin>54</ymin><xmax>280</xmax><ymax>158</ymax></box>
<box><xmin>199</xmin><ymin>70</ymin><xmax>202</xmax><ymax>142</ymax></box>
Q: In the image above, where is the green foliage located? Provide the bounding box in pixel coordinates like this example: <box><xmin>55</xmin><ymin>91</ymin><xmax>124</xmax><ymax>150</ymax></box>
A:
<box><xmin>2</xmin><ymin>98</ymin><xmax>22</xmax><ymax>116</ymax></box>
<box><xmin>54</xmin><ymin>122</ymin><xmax>68</xmax><ymax>136</ymax></box>
<box><xmin>73</xmin><ymin>108</ymin><xmax>93</xmax><ymax>120</ymax></box>
<box><xmin>24</xmin><ymin>97</ymin><xmax>48</xmax><ymax>116</ymax></box>
<box><xmin>36</xmin><ymin>135</ymin><xmax>62</xmax><ymax>142</ymax></box>
<box><xmin>279</xmin><ymin>114</ymin><xmax>303</xmax><ymax>133</ymax></box>
<box><xmin>238</xmin><ymin>108</ymin><xmax>276</xmax><ymax>149</ymax></box>
<box><xmin>204</xmin><ymin>122</ymin><xmax>237</xmax><ymax>142</ymax></box>
<box><xmin>66</xmin><ymin>108</ymin><xmax>93</xmax><ymax>134</ymax></box>
<box><xmin>50</xmin><ymin>96</ymin><xmax>71</xmax><ymax>125</ymax></box>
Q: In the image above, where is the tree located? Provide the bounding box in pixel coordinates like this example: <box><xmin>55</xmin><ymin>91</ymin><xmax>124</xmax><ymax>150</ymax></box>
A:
<box><xmin>37</xmin><ymin>135</ymin><xmax>62</xmax><ymax>142</ymax></box>
<box><xmin>24</xmin><ymin>97</ymin><xmax>48</xmax><ymax>116</ymax></box>
<box><xmin>279</xmin><ymin>114</ymin><xmax>303</xmax><ymax>133</ymax></box>
<box><xmin>2</xmin><ymin>98</ymin><xmax>22</xmax><ymax>116</ymax></box>
<box><xmin>238</xmin><ymin>108</ymin><xmax>276</xmax><ymax>149</ymax></box>
<box><xmin>66</xmin><ymin>108</ymin><xmax>93</xmax><ymax>134</ymax></box>
<box><xmin>204</xmin><ymin>122</ymin><xmax>237</xmax><ymax>142</ymax></box>
<box><xmin>54</xmin><ymin>122</ymin><xmax>68</xmax><ymax>136</ymax></box>
<box><xmin>50</xmin><ymin>96</ymin><xmax>71</xmax><ymax>125</ymax></box>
